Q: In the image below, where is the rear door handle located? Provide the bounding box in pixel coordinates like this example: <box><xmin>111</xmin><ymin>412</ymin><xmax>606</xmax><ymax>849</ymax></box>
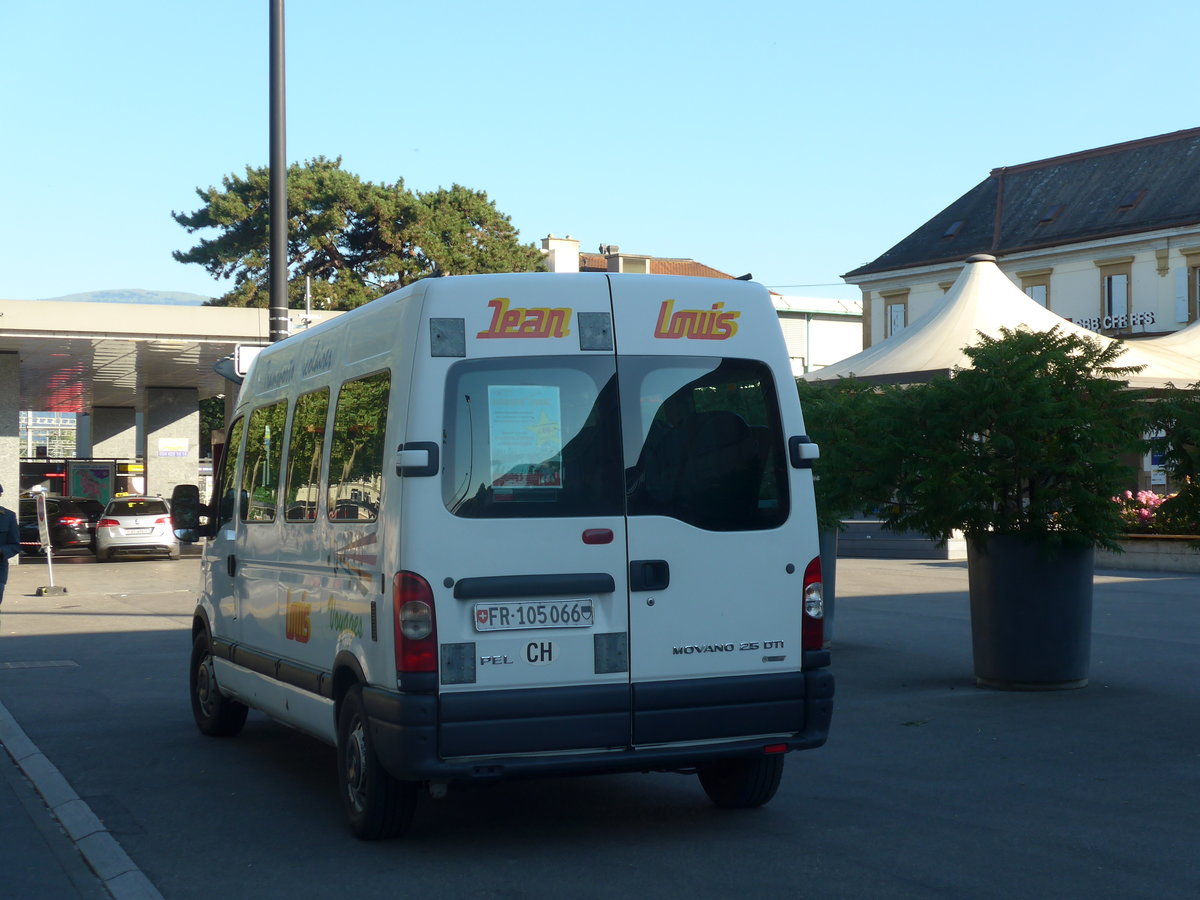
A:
<box><xmin>629</xmin><ymin>559</ymin><xmax>670</xmax><ymax>592</ymax></box>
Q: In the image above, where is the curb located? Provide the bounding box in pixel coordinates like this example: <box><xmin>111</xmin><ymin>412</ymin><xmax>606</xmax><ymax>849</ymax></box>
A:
<box><xmin>0</xmin><ymin>700</ymin><xmax>163</xmax><ymax>900</ymax></box>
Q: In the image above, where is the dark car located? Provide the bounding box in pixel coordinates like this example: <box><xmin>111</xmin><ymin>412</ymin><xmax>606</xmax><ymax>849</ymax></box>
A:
<box><xmin>67</xmin><ymin>496</ymin><xmax>106</xmax><ymax>551</ymax></box>
<box><xmin>18</xmin><ymin>496</ymin><xmax>93</xmax><ymax>556</ymax></box>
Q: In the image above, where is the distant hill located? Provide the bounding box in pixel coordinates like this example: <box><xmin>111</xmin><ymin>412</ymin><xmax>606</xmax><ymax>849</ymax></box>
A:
<box><xmin>40</xmin><ymin>289</ymin><xmax>214</xmax><ymax>305</ymax></box>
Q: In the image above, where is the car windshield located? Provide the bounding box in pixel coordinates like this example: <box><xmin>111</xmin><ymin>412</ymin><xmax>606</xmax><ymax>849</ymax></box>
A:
<box><xmin>107</xmin><ymin>499</ymin><xmax>169</xmax><ymax>517</ymax></box>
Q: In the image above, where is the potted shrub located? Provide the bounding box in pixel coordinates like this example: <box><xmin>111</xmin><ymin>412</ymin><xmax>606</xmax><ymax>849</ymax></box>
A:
<box><xmin>880</xmin><ymin>326</ymin><xmax>1149</xmax><ymax>690</ymax></box>
<box><xmin>796</xmin><ymin>377</ymin><xmax>900</xmax><ymax>530</ymax></box>
<box><xmin>796</xmin><ymin>377</ymin><xmax>903</xmax><ymax>642</ymax></box>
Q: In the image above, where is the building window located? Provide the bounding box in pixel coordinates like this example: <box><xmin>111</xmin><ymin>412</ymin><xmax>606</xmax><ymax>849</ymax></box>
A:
<box><xmin>1017</xmin><ymin>268</ymin><xmax>1052</xmax><ymax>309</ymax></box>
<box><xmin>1038</xmin><ymin>204</ymin><xmax>1065</xmax><ymax>224</ymax></box>
<box><xmin>1094</xmin><ymin>257</ymin><xmax>1134</xmax><ymax>332</ymax></box>
<box><xmin>1181</xmin><ymin>247</ymin><xmax>1200</xmax><ymax>323</ymax></box>
<box><xmin>1105</xmin><ymin>274</ymin><xmax>1129</xmax><ymax>319</ymax></box>
<box><xmin>1193</xmin><ymin>267</ymin><xmax>1200</xmax><ymax>324</ymax></box>
<box><xmin>880</xmin><ymin>289</ymin><xmax>909</xmax><ymax>338</ymax></box>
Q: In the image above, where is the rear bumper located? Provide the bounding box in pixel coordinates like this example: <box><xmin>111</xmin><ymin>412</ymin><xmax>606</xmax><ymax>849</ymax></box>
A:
<box><xmin>365</xmin><ymin>668</ymin><xmax>834</xmax><ymax>783</ymax></box>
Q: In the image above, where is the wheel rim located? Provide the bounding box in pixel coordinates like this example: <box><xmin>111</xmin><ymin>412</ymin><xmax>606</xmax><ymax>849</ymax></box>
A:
<box><xmin>344</xmin><ymin>717</ymin><xmax>368</xmax><ymax>814</ymax></box>
<box><xmin>196</xmin><ymin>653</ymin><xmax>217</xmax><ymax>718</ymax></box>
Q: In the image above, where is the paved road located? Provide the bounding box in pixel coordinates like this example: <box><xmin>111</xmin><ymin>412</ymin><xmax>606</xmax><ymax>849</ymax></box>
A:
<box><xmin>1</xmin><ymin>553</ymin><xmax>1197</xmax><ymax>898</ymax></box>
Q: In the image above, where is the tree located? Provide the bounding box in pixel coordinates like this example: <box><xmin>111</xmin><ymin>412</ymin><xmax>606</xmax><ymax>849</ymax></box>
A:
<box><xmin>198</xmin><ymin>396</ymin><xmax>225</xmax><ymax>457</ymax></box>
<box><xmin>173</xmin><ymin>157</ymin><xmax>545</xmax><ymax>310</ymax></box>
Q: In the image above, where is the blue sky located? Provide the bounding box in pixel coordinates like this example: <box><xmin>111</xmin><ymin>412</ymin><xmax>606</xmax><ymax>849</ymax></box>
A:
<box><xmin>3</xmin><ymin>0</ymin><xmax>1197</xmax><ymax>302</ymax></box>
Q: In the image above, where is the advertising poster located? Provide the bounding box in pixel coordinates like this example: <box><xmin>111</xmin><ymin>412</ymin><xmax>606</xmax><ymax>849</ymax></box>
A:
<box><xmin>158</xmin><ymin>437</ymin><xmax>190</xmax><ymax>458</ymax></box>
<box><xmin>487</xmin><ymin>385</ymin><xmax>563</xmax><ymax>488</ymax></box>
<box><xmin>67</xmin><ymin>460</ymin><xmax>116</xmax><ymax>504</ymax></box>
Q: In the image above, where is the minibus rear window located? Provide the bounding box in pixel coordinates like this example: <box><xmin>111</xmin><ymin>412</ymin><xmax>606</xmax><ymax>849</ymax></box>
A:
<box><xmin>442</xmin><ymin>357</ymin><xmax>623</xmax><ymax>518</ymax></box>
<box><xmin>443</xmin><ymin>356</ymin><xmax>788</xmax><ymax>529</ymax></box>
<box><xmin>622</xmin><ymin>357</ymin><xmax>789</xmax><ymax>531</ymax></box>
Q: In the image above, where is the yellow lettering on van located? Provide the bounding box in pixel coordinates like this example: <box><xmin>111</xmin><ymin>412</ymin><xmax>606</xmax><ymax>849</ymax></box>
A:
<box><xmin>477</xmin><ymin>298</ymin><xmax>571</xmax><ymax>339</ymax></box>
<box><xmin>285</xmin><ymin>590</ymin><xmax>312</xmax><ymax>643</ymax></box>
<box><xmin>653</xmin><ymin>300</ymin><xmax>740</xmax><ymax>340</ymax></box>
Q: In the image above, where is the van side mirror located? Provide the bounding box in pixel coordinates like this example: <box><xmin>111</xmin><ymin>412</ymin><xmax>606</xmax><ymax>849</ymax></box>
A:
<box><xmin>789</xmin><ymin>435</ymin><xmax>820</xmax><ymax>469</ymax></box>
<box><xmin>171</xmin><ymin>483</ymin><xmax>208</xmax><ymax>543</ymax></box>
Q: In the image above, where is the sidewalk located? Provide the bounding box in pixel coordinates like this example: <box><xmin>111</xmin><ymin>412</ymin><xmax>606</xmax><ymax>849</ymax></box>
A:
<box><xmin>1</xmin><ymin>554</ymin><xmax>166</xmax><ymax>900</ymax></box>
<box><xmin>0</xmin><ymin>728</ymin><xmax>109</xmax><ymax>899</ymax></box>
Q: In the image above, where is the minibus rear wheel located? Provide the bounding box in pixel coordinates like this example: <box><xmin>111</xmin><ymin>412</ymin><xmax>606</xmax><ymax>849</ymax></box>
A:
<box><xmin>336</xmin><ymin>684</ymin><xmax>418</xmax><ymax>839</ymax></box>
<box><xmin>697</xmin><ymin>755</ymin><xmax>785</xmax><ymax>808</ymax></box>
<box><xmin>190</xmin><ymin>632</ymin><xmax>248</xmax><ymax>737</ymax></box>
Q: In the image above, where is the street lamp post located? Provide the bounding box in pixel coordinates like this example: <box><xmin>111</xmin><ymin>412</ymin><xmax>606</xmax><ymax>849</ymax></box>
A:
<box><xmin>268</xmin><ymin>0</ymin><xmax>288</xmax><ymax>343</ymax></box>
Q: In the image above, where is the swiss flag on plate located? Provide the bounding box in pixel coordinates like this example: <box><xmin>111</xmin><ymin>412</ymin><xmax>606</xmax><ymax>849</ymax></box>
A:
<box><xmin>476</xmin><ymin>609</ymin><xmax>490</xmax><ymax>626</ymax></box>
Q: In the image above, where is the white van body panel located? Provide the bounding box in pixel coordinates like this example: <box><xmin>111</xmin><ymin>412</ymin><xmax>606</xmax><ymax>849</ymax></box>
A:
<box><xmin>403</xmin><ymin>275</ymin><xmax>627</xmax><ymax>702</ymax></box>
<box><xmin>213</xmin><ymin>657</ymin><xmax>336</xmax><ymax>742</ymax></box>
<box><xmin>609</xmin><ymin>277</ymin><xmax>812</xmax><ymax>687</ymax></box>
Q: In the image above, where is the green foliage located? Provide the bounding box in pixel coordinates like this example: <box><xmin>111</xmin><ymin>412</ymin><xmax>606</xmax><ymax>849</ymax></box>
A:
<box><xmin>173</xmin><ymin>157</ymin><xmax>545</xmax><ymax>310</ymax></box>
<box><xmin>1147</xmin><ymin>383</ymin><xmax>1200</xmax><ymax>533</ymax></box>
<box><xmin>883</xmin><ymin>327</ymin><xmax>1150</xmax><ymax>551</ymax></box>
<box><xmin>198</xmin><ymin>395</ymin><xmax>225</xmax><ymax>457</ymax></box>
<box><xmin>795</xmin><ymin>377</ymin><xmax>904</xmax><ymax>529</ymax></box>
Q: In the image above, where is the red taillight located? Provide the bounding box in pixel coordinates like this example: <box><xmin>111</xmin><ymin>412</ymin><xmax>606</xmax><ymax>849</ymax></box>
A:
<box><xmin>60</xmin><ymin>516</ymin><xmax>85</xmax><ymax>526</ymax></box>
<box><xmin>801</xmin><ymin>555</ymin><xmax>824</xmax><ymax>651</ymax></box>
<box><xmin>154</xmin><ymin>516</ymin><xmax>172</xmax><ymax>525</ymax></box>
<box><xmin>98</xmin><ymin>518</ymin><xmax>119</xmax><ymax>529</ymax></box>
<box><xmin>393</xmin><ymin>571</ymin><xmax>438</xmax><ymax>674</ymax></box>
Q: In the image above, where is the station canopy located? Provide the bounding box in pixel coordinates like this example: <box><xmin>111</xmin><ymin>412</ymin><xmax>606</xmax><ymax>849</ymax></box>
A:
<box><xmin>805</xmin><ymin>255</ymin><xmax>1200</xmax><ymax>389</ymax></box>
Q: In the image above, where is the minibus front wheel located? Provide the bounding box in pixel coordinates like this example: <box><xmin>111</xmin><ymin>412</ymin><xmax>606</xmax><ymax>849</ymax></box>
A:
<box><xmin>190</xmin><ymin>632</ymin><xmax>248</xmax><ymax>737</ymax></box>
<box><xmin>336</xmin><ymin>684</ymin><xmax>418</xmax><ymax>839</ymax></box>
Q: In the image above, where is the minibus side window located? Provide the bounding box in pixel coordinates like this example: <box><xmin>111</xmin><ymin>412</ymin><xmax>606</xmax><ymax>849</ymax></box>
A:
<box><xmin>284</xmin><ymin>388</ymin><xmax>330</xmax><ymax>522</ymax></box>
<box><xmin>623</xmin><ymin>357</ymin><xmax>789</xmax><ymax>531</ymax></box>
<box><xmin>241</xmin><ymin>400</ymin><xmax>288</xmax><ymax>522</ymax></box>
<box><xmin>328</xmin><ymin>371</ymin><xmax>390</xmax><ymax>522</ymax></box>
<box><xmin>217</xmin><ymin>417</ymin><xmax>246</xmax><ymax>527</ymax></box>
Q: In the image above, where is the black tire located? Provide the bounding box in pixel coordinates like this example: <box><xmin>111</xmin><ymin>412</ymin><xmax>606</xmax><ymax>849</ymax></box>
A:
<box><xmin>698</xmin><ymin>755</ymin><xmax>785</xmax><ymax>809</ymax></box>
<box><xmin>190</xmin><ymin>632</ymin><xmax>248</xmax><ymax>737</ymax></box>
<box><xmin>336</xmin><ymin>685</ymin><xmax>417</xmax><ymax>840</ymax></box>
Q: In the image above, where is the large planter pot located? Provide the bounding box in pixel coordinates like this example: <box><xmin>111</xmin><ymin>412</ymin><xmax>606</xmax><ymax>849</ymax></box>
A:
<box><xmin>966</xmin><ymin>534</ymin><xmax>1094</xmax><ymax>691</ymax></box>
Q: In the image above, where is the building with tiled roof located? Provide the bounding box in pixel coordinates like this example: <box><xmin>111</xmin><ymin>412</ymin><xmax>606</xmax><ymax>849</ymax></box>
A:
<box><xmin>843</xmin><ymin>127</ymin><xmax>1200</xmax><ymax>348</ymax></box>
<box><xmin>544</xmin><ymin>235</ymin><xmax>746</xmax><ymax>279</ymax></box>
<box><xmin>541</xmin><ymin>235</ymin><xmax>862</xmax><ymax>373</ymax></box>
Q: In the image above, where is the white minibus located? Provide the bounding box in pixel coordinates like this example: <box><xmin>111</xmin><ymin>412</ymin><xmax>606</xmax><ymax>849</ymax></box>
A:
<box><xmin>172</xmin><ymin>272</ymin><xmax>833</xmax><ymax>838</ymax></box>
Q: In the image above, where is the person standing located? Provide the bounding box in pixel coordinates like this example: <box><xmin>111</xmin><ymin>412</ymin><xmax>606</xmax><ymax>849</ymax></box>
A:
<box><xmin>0</xmin><ymin>484</ymin><xmax>19</xmax><ymax>605</ymax></box>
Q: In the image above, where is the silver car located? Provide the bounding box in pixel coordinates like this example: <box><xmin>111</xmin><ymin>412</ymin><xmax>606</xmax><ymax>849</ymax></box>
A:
<box><xmin>95</xmin><ymin>496</ymin><xmax>180</xmax><ymax>561</ymax></box>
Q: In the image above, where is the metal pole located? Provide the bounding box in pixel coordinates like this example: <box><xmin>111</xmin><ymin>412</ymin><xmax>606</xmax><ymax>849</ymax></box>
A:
<box><xmin>268</xmin><ymin>0</ymin><xmax>288</xmax><ymax>342</ymax></box>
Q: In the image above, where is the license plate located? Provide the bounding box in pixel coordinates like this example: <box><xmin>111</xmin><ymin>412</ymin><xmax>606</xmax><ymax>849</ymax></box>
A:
<box><xmin>124</xmin><ymin>527</ymin><xmax>153</xmax><ymax>535</ymax></box>
<box><xmin>474</xmin><ymin>599</ymin><xmax>594</xmax><ymax>632</ymax></box>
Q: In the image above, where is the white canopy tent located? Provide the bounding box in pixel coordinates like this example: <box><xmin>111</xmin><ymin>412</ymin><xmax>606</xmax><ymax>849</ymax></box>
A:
<box><xmin>807</xmin><ymin>255</ymin><xmax>1200</xmax><ymax>389</ymax></box>
<box><xmin>1135</xmin><ymin>317</ymin><xmax>1200</xmax><ymax>384</ymax></box>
